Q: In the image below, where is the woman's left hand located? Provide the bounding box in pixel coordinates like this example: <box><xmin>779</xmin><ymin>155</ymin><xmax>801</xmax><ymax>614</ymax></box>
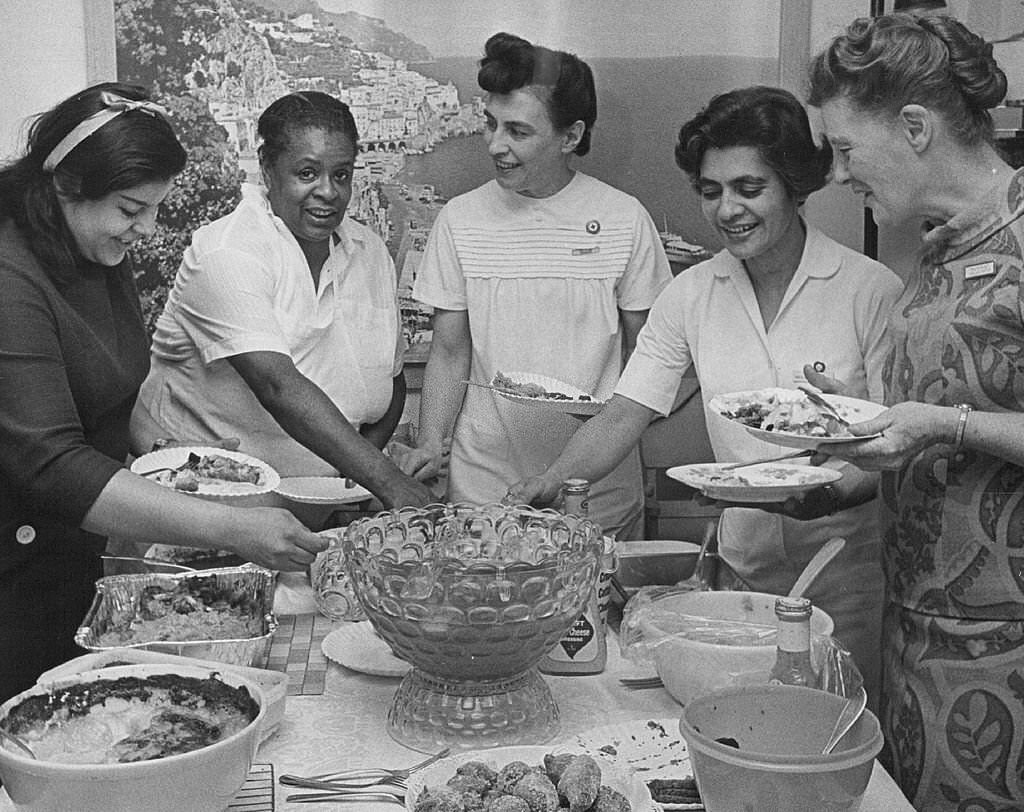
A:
<box><xmin>821</xmin><ymin>401</ymin><xmax>955</xmax><ymax>470</ymax></box>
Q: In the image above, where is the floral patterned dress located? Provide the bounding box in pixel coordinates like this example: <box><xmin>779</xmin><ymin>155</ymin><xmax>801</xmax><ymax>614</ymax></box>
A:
<box><xmin>880</xmin><ymin>168</ymin><xmax>1024</xmax><ymax>810</ymax></box>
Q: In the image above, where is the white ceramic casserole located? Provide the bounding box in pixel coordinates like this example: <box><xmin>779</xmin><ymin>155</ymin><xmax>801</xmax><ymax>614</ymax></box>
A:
<box><xmin>0</xmin><ymin>663</ymin><xmax>266</xmax><ymax>812</ymax></box>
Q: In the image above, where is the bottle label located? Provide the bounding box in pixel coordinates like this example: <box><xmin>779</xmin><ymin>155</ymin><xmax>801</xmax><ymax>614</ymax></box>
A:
<box><xmin>552</xmin><ymin>612</ymin><xmax>596</xmax><ymax>660</ymax></box>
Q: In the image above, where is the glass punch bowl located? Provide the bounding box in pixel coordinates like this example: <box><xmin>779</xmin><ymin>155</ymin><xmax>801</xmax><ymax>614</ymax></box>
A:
<box><xmin>342</xmin><ymin>502</ymin><xmax>602</xmax><ymax>753</ymax></box>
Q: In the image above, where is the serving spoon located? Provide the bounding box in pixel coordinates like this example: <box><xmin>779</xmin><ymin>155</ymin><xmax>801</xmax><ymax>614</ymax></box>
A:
<box><xmin>0</xmin><ymin>727</ymin><xmax>36</xmax><ymax>759</ymax></box>
<box><xmin>788</xmin><ymin>537</ymin><xmax>846</xmax><ymax>599</ymax></box>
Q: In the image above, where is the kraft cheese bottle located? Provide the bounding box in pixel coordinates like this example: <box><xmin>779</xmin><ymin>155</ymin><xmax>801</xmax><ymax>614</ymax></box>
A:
<box><xmin>539</xmin><ymin>480</ymin><xmax>609</xmax><ymax>675</ymax></box>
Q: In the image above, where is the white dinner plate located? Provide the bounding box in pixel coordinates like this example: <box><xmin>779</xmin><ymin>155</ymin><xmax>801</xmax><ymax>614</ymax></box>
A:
<box><xmin>405</xmin><ymin>744</ymin><xmax>656</xmax><ymax>812</ymax></box>
<box><xmin>321</xmin><ymin>622</ymin><xmax>409</xmax><ymax>677</ymax></box>
<box><xmin>492</xmin><ymin>370</ymin><xmax>605</xmax><ymax>415</ymax></box>
<box><xmin>709</xmin><ymin>388</ymin><xmax>886</xmax><ymax>450</ymax></box>
<box><xmin>131</xmin><ymin>446</ymin><xmax>280</xmax><ymax>496</ymax></box>
<box><xmin>275</xmin><ymin>477</ymin><xmax>372</xmax><ymax>505</ymax></box>
<box><xmin>666</xmin><ymin>462</ymin><xmax>842</xmax><ymax>503</ymax></box>
<box><xmin>572</xmin><ymin>718</ymin><xmax>700</xmax><ymax>810</ymax></box>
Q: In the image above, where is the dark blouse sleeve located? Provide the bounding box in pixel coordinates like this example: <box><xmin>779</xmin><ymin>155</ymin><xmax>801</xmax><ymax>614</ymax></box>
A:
<box><xmin>0</xmin><ymin>260</ymin><xmax>125</xmax><ymax>526</ymax></box>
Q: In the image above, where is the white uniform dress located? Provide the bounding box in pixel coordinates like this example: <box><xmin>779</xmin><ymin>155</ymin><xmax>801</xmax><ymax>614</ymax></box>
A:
<box><xmin>413</xmin><ymin>172</ymin><xmax>671</xmax><ymax>538</ymax></box>
<box><xmin>615</xmin><ymin>222</ymin><xmax>903</xmax><ymax>698</ymax></box>
<box><xmin>132</xmin><ymin>183</ymin><xmax>404</xmax><ymax>477</ymax></box>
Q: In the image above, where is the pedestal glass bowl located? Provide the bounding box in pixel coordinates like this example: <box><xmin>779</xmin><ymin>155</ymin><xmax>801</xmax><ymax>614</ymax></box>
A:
<box><xmin>342</xmin><ymin>502</ymin><xmax>603</xmax><ymax>752</ymax></box>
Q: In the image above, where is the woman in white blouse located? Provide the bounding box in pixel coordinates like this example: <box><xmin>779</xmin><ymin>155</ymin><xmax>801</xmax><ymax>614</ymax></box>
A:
<box><xmin>510</xmin><ymin>86</ymin><xmax>903</xmax><ymax>707</ymax></box>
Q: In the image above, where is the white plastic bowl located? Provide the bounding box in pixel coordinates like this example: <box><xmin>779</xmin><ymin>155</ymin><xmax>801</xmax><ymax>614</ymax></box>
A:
<box><xmin>639</xmin><ymin>590</ymin><xmax>834</xmax><ymax>706</ymax></box>
<box><xmin>0</xmin><ymin>663</ymin><xmax>266</xmax><ymax>812</ymax></box>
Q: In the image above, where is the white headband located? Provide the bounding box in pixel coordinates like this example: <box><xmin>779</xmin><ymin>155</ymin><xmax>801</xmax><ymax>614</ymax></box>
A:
<box><xmin>42</xmin><ymin>91</ymin><xmax>170</xmax><ymax>173</ymax></box>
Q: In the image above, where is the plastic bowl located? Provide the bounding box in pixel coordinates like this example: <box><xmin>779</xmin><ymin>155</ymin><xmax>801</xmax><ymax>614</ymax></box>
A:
<box><xmin>680</xmin><ymin>684</ymin><xmax>882</xmax><ymax>811</ymax></box>
<box><xmin>0</xmin><ymin>663</ymin><xmax>266</xmax><ymax>812</ymax></box>
<box><xmin>639</xmin><ymin>590</ymin><xmax>833</xmax><ymax>706</ymax></box>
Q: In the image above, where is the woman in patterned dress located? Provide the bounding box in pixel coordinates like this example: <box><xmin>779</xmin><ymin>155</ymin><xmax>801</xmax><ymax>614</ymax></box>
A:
<box><xmin>809</xmin><ymin>13</ymin><xmax>1024</xmax><ymax>810</ymax></box>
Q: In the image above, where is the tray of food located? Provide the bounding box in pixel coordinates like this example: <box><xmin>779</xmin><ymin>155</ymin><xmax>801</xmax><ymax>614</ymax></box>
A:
<box><xmin>143</xmin><ymin>543</ymin><xmax>247</xmax><ymax>570</ymax></box>
<box><xmin>406</xmin><ymin>744</ymin><xmax>656</xmax><ymax>812</ymax></box>
<box><xmin>130</xmin><ymin>446</ymin><xmax>279</xmax><ymax>498</ymax></box>
<box><xmin>487</xmin><ymin>370</ymin><xmax>606</xmax><ymax>415</ymax></box>
<box><xmin>572</xmin><ymin>718</ymin><xmax>702</xmax><ymax>810</ymax></box>
<box><xmin>709</xmin><ymin>388</ymin><xmax>885</xmax><ymax>449</ymax></box>
<box><xmin>75</xmin><ymin>565</ymin><xmax>278</xmax><ymax>668</ymax></box>
<box><xmin>666</xmin><ymin>462</ymin><xmax>841</xmax><ymax>502</ymax></box>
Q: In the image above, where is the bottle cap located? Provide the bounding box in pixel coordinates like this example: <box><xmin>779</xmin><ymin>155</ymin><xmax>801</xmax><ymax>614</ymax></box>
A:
<box><xmin>774</xmin><ymin>596</ymin><xmax>812</xmax><ymax>618</ymax></box>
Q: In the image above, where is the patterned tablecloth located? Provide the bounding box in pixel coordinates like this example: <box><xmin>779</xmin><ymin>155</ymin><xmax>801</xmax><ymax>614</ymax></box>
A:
<box><xmin>0</xmin><ymin>617</ymin><xmax>915</xmax><ymax>812</ymax></box>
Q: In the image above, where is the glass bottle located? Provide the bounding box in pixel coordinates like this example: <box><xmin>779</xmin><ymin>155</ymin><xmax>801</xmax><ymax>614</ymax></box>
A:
<box><xmin>539</xmin><ymin>479</ymin><xmax>608</xmax><ymax>675</ymax></box>
<box><xmin>768</xmin><ymin>596</ymin><xmax>818</xmax><ymax>687</ymax></box>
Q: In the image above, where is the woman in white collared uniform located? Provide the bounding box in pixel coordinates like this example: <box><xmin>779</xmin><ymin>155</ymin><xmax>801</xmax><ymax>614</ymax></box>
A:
<box><xmin>132</xmin><ymin>92</ymin><xmax>433</xmax><ymax>509</ymax></box>
<box><xmin>510</xmin><ymin>86</ymin><xmax>903</xmax><ymax>707</ymax></box>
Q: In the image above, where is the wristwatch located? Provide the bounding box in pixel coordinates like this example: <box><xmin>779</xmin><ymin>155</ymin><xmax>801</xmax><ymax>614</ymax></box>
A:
<box><xmin>953</xmin><ymin>403</ymin><xmax>974</xmax><ymax>449</ymax></box>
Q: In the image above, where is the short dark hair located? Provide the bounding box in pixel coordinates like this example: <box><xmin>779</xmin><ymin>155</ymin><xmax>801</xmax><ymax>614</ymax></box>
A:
<box><xmin>807</xmin><ymin>14</ymin><xmax>1006</xmax><ymax>146</ymax></box>
<box><xmin>257</xmin><ymin>91</ymin><xmax>359</xmax><ymax>168</ymax></box>
<box><xmin>674</xmin><ymin>86</ymin><xmax>831</xmax><ymax>202</ymax></box>
<box><xmin>478</xmin><ymin>32</ymin><xmax>597</xmax><ymax>156</ymax></box>
<box><xmin>0</xmin><ymin>81</ymin><xmax>186</xmax><ymax>280</ymax></box>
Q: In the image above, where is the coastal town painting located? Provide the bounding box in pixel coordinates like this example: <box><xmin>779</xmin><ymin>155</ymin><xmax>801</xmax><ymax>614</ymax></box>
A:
<box><xmin>114</xmin><ymin>0</ymin><xmax>787</xmax><ymax>359</ymax></box>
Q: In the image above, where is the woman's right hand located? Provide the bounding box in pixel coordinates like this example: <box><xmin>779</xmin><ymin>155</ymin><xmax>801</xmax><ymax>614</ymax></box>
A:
<box><xmin>228</xmin><ymin>507</ymin><xmax>329</xmax><ymax>572</ymax></box>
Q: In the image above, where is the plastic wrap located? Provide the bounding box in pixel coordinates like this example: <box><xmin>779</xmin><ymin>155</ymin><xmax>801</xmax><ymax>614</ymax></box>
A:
<box><xmin>619</xmin><ymin>585</ymin><xmax>863</xmax><ymax>699</ymax></box>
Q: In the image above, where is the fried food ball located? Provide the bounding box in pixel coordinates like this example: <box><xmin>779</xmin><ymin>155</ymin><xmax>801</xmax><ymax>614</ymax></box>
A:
<box><xmin>557</xmin><ymin>754</ymin><xmax>602</xmax><ymax>812</ymax></box>
<box><xmin>449</xmin><ymin>771</ymin><xmax>492</xmax><ymax>797</ymax></box>
<box><xmin>413</xmin><ymin>785</ymin><xmax>466</xmax><ymax>812</ymax></box>
<box><xmin>512</xmin><ymin>769</ymin><xmax>560</xmax><ymax>812</ymax></box>
<box><xmin>542</xmin><ymin>752</ymin><xmax>574</xmax><ymax>784</ymax></box>
<box><xmin>457</xmin><ymin>760</ymin><xmax>498</xmax><ymax>788</ymax></box>
<box><xmin>484</xmin><ymin>796</ymin><xmax>531</xmax><ymax>812</ymax></box>
<box><xmin>589</xmin><ymin>785</ymin><xmax>631</xmax><ymax>812</ymax></box>
<box><xmin>494</xmin><ymin>761</ymin><xmax>532</xmax><ymax>795</ymax></box>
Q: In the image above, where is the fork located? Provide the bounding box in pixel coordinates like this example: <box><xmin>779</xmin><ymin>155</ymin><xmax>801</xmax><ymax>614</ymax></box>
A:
<box><xmin>280</xmin><ymin>747</ymin><xmax>449</xmax><ymax>786</ymax></box>
<box><xmin>798</xmin><ymin>386</ymin><xmax>849</xmax><ymax>428</ymax></box>
<box><xmin>279</xmin><ymin>775</ymin><xmax>407</xmax><ymax>793</ymax></box>
<box><xmin>286</xmin><ymin>789</ymin><xmax>406</xmax><ymax>805</ymax></box>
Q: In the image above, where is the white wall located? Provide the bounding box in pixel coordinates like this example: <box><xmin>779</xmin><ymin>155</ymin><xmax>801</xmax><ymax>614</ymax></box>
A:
<box><xmin>0</xmin><ymin>0</ymin><xmax>115</xmax><ymax>162</ymax></box>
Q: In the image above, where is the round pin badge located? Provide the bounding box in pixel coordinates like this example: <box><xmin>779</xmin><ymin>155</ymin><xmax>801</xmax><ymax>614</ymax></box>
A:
<box><xmin>586</xmin><ymin>220</ymin><xmax>600</xmax><ymax>235</ymax></box>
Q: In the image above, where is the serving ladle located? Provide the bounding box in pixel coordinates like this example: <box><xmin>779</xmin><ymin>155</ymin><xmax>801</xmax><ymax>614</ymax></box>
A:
<box><xmin>0</xmin><ymin>726</ymin><xmax>36</xmax><ymax>759</ymax></box>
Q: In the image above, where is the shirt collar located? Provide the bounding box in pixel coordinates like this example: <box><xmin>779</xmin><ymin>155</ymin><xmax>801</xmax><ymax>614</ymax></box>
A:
<box><xmin>712</xmin><ymin>220</ymin><xmax>839</xmax><ymax>280</ymax></box>
<box><xmin>920</xmin><ymin>167</ymin><xmax>1024</xmax><ymax>265</ymax></box>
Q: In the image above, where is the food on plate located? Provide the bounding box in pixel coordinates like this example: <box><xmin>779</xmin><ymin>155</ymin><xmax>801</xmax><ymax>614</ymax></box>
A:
<box><xmin>716</xmin><ymin>388</ymin><xmax>854</xmax><ymax>437</ymax></box>
<box><xmin>145</xmin><ymin>543</ymin><xmax>240</xmax><ymax>567</ymax></box>
<box><xmin>0</xmin><ymin>672</ymin><xmax>258</xmax><ymax>764</ymax></box>
<box><xmin>95</xmin><ymin>578</ymin><xmax>264</xmax><ymax>646</ymax></box>
<box><xmin>412</xmin><ymin>753</ymin><xmax>630</xmax><ymax>812</ymax></box>
<box><xmin>686</xmin><ymin>464</ymin><xmax>824</xmax><ymax>488</ymax></box>
<box><xmin>646</xmin><ymin>777</ymin><xmax>702</xmax><ymax>806</ymax></box>
<box><xmin>492</xmin><ymin>370</ymin><xmax>593</xmax><ymax>402</ymax></box>
<box><xmin>151</xmin><ymin>452</ymin><xmax>265</xmax><ymax>492</ymax></box>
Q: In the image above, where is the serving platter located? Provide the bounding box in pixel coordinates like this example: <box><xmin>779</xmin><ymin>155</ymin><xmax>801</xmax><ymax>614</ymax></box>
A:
<box><xmin>572</xmin><ymin>718</ymin><xmax>701</xmax><ymax>810</ymax></box>
<box><xmin>131</xmin><ymin>446</ymin><xmax>279</xmax><ymax>497</ymax></box>
<box><xmin>709</xmin><ymin>388</ymin><xmax>886</xmax><ymax>450</ymax></box>
<box><xmin>489</xmin><ymin>370</ymin><xmax>605</xmax><ymax>415</ymax></box>
<box><xmin>666</xmin><ymin>462</ymin><xmax>842</xmax><ymax>503</ymax></box>
<box><xmin>405</xmin><ymin>744</ymin><xmax>655</xmax><ymax>812</ymax></box>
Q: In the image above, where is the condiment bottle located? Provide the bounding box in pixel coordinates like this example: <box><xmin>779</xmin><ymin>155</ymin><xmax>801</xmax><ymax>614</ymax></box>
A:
<box><xmin>539</xmin><ymin>479</ymin><xmax>609</xmax><ymax>675</ymax></box>
<box><xmin>768</xmin><ymin>596</ymin><xmax>818</xmax><ymax>687</ymax></box>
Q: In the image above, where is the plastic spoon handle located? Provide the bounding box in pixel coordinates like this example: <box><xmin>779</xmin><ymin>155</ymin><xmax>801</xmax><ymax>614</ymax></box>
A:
<box><xmin>788</xmin><ymin>537</ymin><xmax>846</xmax><ymax>599</ymax></box>
<box><xmin>823</xmin><ymin>687</ymin><xmax>867</xmax><ymax>754</ymax></box>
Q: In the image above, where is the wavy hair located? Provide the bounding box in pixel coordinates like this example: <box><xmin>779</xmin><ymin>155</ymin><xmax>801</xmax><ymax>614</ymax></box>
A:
<box><xmin>478</xmin><ymin>32</ymin><xmax>597</xmax><ymax>156</ymax></box>
<box><xmin>675</xmin><ymin>86</ymin><xmax>832</xmax><ymax>202</ymax></box>
<box><xmin>257</xmin><ymin>91</ymin><xmax>359</xmax><ymax>168</ymax></box>
<box><xmin>0</xmin><ymin>81</ymin><xmax>186</xmax><ymax>282</ymax></box>
<box><xmin>807</xmin><ymin>14</ymin><xmax>1006</xmax><ymax>146</ymax></box>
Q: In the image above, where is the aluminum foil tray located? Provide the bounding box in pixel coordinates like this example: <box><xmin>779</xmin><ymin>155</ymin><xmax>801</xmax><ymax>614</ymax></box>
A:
<box><xmin>75</xmin><ymin>564</ymin><xmax>278</xmax><ymax>668</ymax></box>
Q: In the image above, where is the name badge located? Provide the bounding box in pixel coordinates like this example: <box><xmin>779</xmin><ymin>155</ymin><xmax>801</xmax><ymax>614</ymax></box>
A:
<box><xmin>965</xmin><ymin>261</ymin><xmax>995</xmax><ymax>279</ymax></box>
<box><xmin>572</xmin><ymin>246</ymin><xmax>600</xmax><ymax>256</ymax></box>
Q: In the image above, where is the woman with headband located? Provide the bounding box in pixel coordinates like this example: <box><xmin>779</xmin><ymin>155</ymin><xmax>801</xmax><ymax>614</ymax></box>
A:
<box><xmin>0</xmin><ymin>82</ymin><xmax>327</xmax><ymax>701</ymax></box>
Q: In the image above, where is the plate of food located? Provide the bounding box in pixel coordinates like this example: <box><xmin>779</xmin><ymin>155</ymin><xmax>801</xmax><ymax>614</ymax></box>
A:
<box><xmin>143</xmin><ymin>544</ymin><xmax>246</xmax><ymax>570</ymax></box>
<box><xmin>275</xmin><ymin>476</ymin><xmax>372</xmax><ymax>505</ymax></box>
<box><xmin>709</xmin><ymin>388</ymin><xmax>886</xmax><ymax>449</ymax></box>
<box><xmin>131</xmin><ymin>446</ymin><xmax>279</xmax><ymax>497</ymax></box>
<box><xmin>665</xmin><ymin>462</ymin><xmax>842</xmax><ymax>502</ymax></box>
<box><xmin>573</xmin><ymin>719</ymin><xmax>702</xmax><ymax>810</ymax></box>
<box><xmin>406</xmin><ymin>744</ymin><xmax>656</xmax><ymax>812</ymax></box>
<box><xmin>487</xmin><ymin>370</ymin><xmax>606</xmax><ymax>415</ymax></box>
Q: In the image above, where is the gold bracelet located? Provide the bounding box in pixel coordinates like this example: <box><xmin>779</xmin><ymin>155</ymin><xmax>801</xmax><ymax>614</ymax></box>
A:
<box><xmin>953</xmin><ymin>403</ymin><xmax>974</xmax><ymax>449</ymax></box>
